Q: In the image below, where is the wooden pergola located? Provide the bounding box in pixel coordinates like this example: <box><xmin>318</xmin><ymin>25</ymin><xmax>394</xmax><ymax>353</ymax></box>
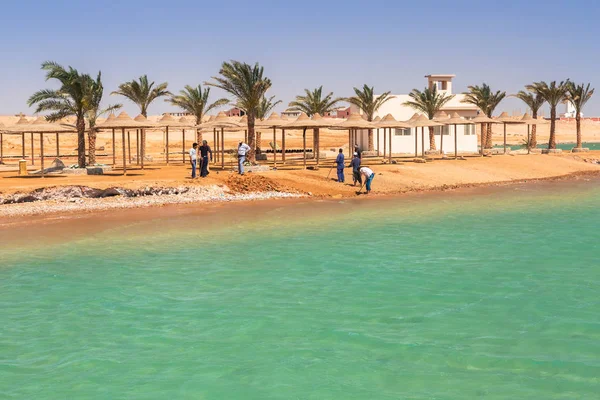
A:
<box><xmin>330</xmin><ymin>114</ymin><xmax>377</xmax><ymax>159</ymax></box>
<box><xmin>4</xmin><ymin>117</ymin><xmax>76</xmax><ymax>177</ymax></box>
<box><xmin>199</xmin><ymin>112</ymin><xmax>241</xmax><ymax>170</ymax></box>
<box><xmin>96</xmin><ymin>112</ymin><xmax>154</xmax><ymax>175</ymax></box>
<box><xmin>283</xmin><ymin>113</ymin><xmax>335</xmax><ymax>169</ymax></box>
<box><xmin>256</xmin><ymin>112</ymin><xmax>286</xmax><ymax>168</ymax></box>
<box><xmin>444</xmin><ymin>112</ymin><xmax>475</xmax><ymax>159</ymax></box>
<box><xmin>374</xmin><ymin>114</ymin><xmax>411</xmax><ymax>163</ymax></box>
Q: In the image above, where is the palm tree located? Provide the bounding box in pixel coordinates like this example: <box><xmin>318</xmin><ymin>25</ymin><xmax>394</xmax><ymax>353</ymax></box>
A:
<box><xmin>288</xmin><ymin>86</ymin><xmax>342</xmax><ymax>157</ymax></box>
<box><xmin>207</xmin><ymin>61</ymin><xmax>272</xmax><ymax>163</ymax></box>
<box><xmin>111</xmin><ymin>75</ymin><xmax>171</xmax><ymax>117</ymax></box>
<box><xmin>462</xmin><ymin>84</ymin><xmax>506</xmax><ymax>149</ymax></box>
<box><xmin>513</xmin><ymin>91</ymin><xmax>545</xmax><ymax>148</ymax></box>
<box><xmin>345</xmin><ymin>85</ymin><xmax>394</xmax><ymax>151</ymax></box>
<box><xmin>86</xmin><ymin>72</ymin><xmax>121</xmax><ymax>165</ymax></box>
<box><xmin>28</xmin><ymin>61</ymin><xmax>95</xmax><ymax>168</ymax></box>
<box><xmin>403</xmin><ymin>86</ymin><xmax>455</xmax><ymax>151</ymax></box>
<box><xmin>526</xmin><ymin>80</ymin><xmax>569</xmax><ymax>149</ymax></box>
<box><xmin>565</xmin><ymin>82</ymin><xmax>594</xmax><ymax>149</ymax></box>
<box><xmin>255</xmin><ymin>95</ymin><xmax>282</xmax><ymax>153</ymax></box>
<box><xmin>167</xmin><ymin>84</ymin><xmax>228</xmax><ymax>143</ymax></box>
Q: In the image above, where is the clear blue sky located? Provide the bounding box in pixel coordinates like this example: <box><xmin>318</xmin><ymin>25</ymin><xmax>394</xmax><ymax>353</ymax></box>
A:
<box><xmin>1</xmin><ymin>0</ymin><xmax>598</xmax><ymax>117</ymax></box>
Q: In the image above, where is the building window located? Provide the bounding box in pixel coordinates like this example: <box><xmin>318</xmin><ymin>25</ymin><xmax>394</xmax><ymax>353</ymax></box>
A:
<box><xmin>434</xmin><ymin>126</ymin><xmax>450</xmax><ymax>135</ymax></box>
<box><xmin>394</xmin><ymin>128</ymin><xmax>411</xmax><ymax>136</ymax></box>
<box><xmin>464</xmin><ymin>125</ymin><xmax>474</xmax><ymax>135</ymax></box>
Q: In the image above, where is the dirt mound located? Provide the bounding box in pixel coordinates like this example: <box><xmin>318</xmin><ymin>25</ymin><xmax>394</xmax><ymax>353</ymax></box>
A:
<box><xmin>226</xmin><ymin>174</ymin><xmax>296</xmax><ymax>194</ymax></box>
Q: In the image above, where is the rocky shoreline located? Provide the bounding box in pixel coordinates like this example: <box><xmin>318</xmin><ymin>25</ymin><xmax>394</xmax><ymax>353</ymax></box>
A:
<box><xmin>0</xmin><ymin>185</ymin><xmax>304</xmax><ymax>218</ymax></box>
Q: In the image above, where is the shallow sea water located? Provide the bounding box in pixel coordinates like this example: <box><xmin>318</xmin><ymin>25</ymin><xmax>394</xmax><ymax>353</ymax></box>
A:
<box><xmin>1</xmin><ymin>179</ymin><xmax>600</xmax><ymax>399</ymax></box>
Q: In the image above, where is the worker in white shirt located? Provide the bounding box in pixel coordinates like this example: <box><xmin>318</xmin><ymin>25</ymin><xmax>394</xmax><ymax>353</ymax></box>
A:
<box><xmin>237</xmin><ymin>141</ymin><xmax>251</xmax><ymax>175</ymax></box>
<box><xmin>189</xmin><ymin>142</ymin><xmax>198</xmax><ymax>179</ymax></box>
<box><xmin>359</xmin><ymin>166</ymin><xmax>375</xmax><ymax>194</ymax></box>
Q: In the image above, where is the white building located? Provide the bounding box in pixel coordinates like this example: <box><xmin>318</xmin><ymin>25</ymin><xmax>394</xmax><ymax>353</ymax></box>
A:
<box><xmin>355</xmin><ymin>74</ymin><xmax>480</xmax><ymax>155</ymax></box>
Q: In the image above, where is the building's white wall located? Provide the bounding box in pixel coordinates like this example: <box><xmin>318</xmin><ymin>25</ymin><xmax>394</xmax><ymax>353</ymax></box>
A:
<box><xmin>357</xmin><ymin>124</ymin><xmax>478</xmax><ymax>155</ymax></box>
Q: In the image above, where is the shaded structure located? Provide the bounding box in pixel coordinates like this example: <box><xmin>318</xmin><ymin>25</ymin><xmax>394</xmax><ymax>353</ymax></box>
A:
<box><xmin>471</xmin><ymin>114</ymin><xmax>500</xmax><ymax>156</ymax></box>
<box><xmin>520</xmin><ymin>113</ymin><xmax>548</xmax><ymax>154</ymax></box>
<box><xmin>284</xmin><ymin>113</ymin><xmax>333</xmax><ymax>169</ymax></box>
<box><xmin>496</xmin><ymin>112</ymin><xmax>524</xmax><ymax>154</ymax></box>
<box><xmin>433</xmin><ymin>111</ymin><xmax>450</xmax><ymax>155</ymax></box>
<box><xmin>200</xmin><ymin>112</ymin><xmax>240</xmax><ymax>170</ymax></box>
<box><xmin>256</xmin><ymin>112</ymin><xmax>286</xmax><ymax>168</ymax></box>
<box><xmin>332</xmin><ymin>114</ymin><xmax>376</xmax><ymax>158</ymax></box>
<box><xmin>96</xmin><ymin>112</ymin><xmax>153</xmax><ymax>174</ymax></box>
<box><xmin>412</xmin><ymin>115</ymin><xmax>443</xmax><ymax>158</ymax></box>
<box><xmin>375</xmin><ymin>114</ymin><xmax>411</xmax><ymax>163</ymax></box>
<box><xmin>443</xmin><ymin>112</ymin><xmax>475</xmax><ymax>159</ymax></box>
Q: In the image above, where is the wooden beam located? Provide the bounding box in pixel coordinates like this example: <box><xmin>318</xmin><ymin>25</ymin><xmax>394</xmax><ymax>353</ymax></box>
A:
<box><xmin>165</xmin><ymin>126</ymin><xmax>170</xmax><ymax>164</ymax></box>
<box><xmin>127</xmin><ymin>131</ymin><xmax>131</xmax><ymax>164</ymax></box>
<box><xmin>122</xmin><ymin>128</ymin><xmax>127</xmax><ymax>175</ymax></box>
<box><xmin>40</xmin><ymin>133</ymin><xmax>45</xmax><ymax>178</ymax></box>
<box><xmin>112</xmin><ymin>128</ymin><xmax>116</xmax><ymax>165</ymax></box>
<box><xmin>282</xmin><ymin>129</ymin><xmax>286</xmax><ymax>164</ymax></box>
<box><xmin>30</xmin><ymin>132</ymin><xmax>34</xmax><ymax>165</ymax></box>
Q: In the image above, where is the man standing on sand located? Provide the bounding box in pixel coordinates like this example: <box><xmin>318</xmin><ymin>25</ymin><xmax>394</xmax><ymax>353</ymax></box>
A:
<box><xmin>199</xmin><ymin>140</ymin><xmax>212</xmax><ymax>178</ymax></box>
<box><xmin>237</xmin><ymin>141</ymin><xmax>251</xmax><ymax>175</ymax></box>
<box><xmin>359</xmin><ymin>165</ymin><xmax>375</xmax><ymax>194</ymax></box>
<box><xmin>350</xmin><ymin>152</ymin><xmax>362</xmax><ymax>186</ymax></box>
<box><xmin>189</xmin><ymin>142</ymin><xmax>198</xmax><ymax>179</ymax></box>
<box><xmin>335</xmin><ymin>148</ymin><xmax>345</xmax><ymax>183</ymax></box>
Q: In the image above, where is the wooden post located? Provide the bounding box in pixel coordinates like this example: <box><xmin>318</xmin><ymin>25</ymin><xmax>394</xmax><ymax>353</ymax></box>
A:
<box><xmin>440</xmin><ymin>125</ymin><xmax>444</xmax><ymax>156</ymax></box>
<box><xmin>454</xmin><ymin>124</ymin><xmax>458</xmax><ymax>160</ymax></box>
<box><xmin>166</xmin><ymin>126</ymin><xmax>170</xmax><ymax>164</ymax></box>
<box><xmin>136</xmin><ymin>130</ymin><xmax>140</xmax><ymax>165</ymax></box>
<box><xmin>22</xmin><ymin>133</ymin><xmax>25</xmax><ymax>159</ymax></box>
<box><xmin>503</xmin><ymin>123</ymin><xmax>507</xmax><ymax>154</ymax></box>
<box><xmin>527</xmin><ymin>125</ymin><xmax>531</xmax><ymax>155</ymax></box>
<box><xmin>273</xmin><ymin>127</ymin><xmax>277</xmax><ymax>168</ymax></box>
<box><xmin>55</xmin><ymin>132</ymin><xmax>59</xmax><ymax>158</ymax></box>
<box><xmin>348</xmin><ymin>130</ymin><xmax>352</xmax><ymax>158</ymax></box>
<box><xmin>389</xmin><ymin>127</ymin><xmax>392</xmax><ymax>163</ymax></box>
<box><xmin>377</xmin><ymin>128</ymin><xmax>380</xmax><ymax>156</ymax></box>
<box><xmin>0</xmin><ymin>132</ymin><xmax>3</xmax><ymax>164</ymax></box>
<box><xmin>122</xmin><ymin>128</ymin><xmax>127</xmax><ymax>175</ymax></box>
<box><xmin>282</xmin><ymin>129</ymin><xmax>286</xmax><ymax>164</ymax></box>
<box><xmin>421</xmin><ymin>127</ymin><xmax>425</xmax><ymax>158</ymax></box>
<box><xmin>112</xmin><ymin>128</ymin><xmax>116</xmax><ymax>165</ymax></box>
<box><xmin>221</xmin><ymin>128</ymin><xmax>225</xmax><ymax>170</ymax></box>
<box><xmin>141</xmin><ymin>129</ymin><xmax>145</xmax><ymax>170</ymax></box>
<box><xmin>414</xmin><ymin>127</ymin><xmax>418</xmax><ymax>157</ymax></box>
<box><xmin>40</xmin><ymin>133</ymin><xmax>45</xmax><ymax>178</ymax></box>
<box><xmin>30</xmin><ymin>132</ymin><xmax>34</xmax><ymax>165</ymax></box>
<box><xmin>182</xmin><ymin>129</ymin><xmax>186</xmax><ymax>163</ymax></box>
<box><xmin>315</xmin><ymin>129</ymin><xmax>319</xmax><ymax>168</ymax></box>
<box><xmin>127</xmin><ymin>131</ymin><xmax>131</xmax><ymax>164</ymax></box>
<box><xmin>303</xmin><ymin>127</ymin><xmax>307</xmax><ymax>170</ymax></box>
<box><xmin>383</xmin><ymin>127</ymin><xmax>387</xmax><ymax>158</ymax></box>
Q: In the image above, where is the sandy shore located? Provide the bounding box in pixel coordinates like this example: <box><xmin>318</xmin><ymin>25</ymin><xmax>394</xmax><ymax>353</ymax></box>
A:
<box><xmin>1</xmin><ymin>151</ymin><xmax>599</xmax><ymax>222</ymax></box>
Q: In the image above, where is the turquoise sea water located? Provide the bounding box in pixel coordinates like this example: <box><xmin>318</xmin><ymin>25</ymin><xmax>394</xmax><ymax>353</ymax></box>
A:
<box><xmin>495</xmin><ymin>142</ymin><xmax>600</xmax><ymax>151</ymax></box>
<box><xmin>2</xmin><ymin>180</ymin><xmax>600</xmax><ymax>399</ymax></box>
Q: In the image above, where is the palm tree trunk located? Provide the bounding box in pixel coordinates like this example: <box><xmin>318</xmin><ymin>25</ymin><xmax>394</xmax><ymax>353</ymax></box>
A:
<box><xmin>549</xmin><ymin>107</ymin><xmax>557</xmax><ymax>149</ymax></box>
<box><xmin>88</xmin><ymin>128</ymin><xmax>97</xmax><ymax>165</ymax></box>
<box><xmin>486</xmin><ymin>123</ymin><xmax>493</xmax><ymax>149</ymax></box>
<box><xmin>196</xmin><ymin>128</ymin><xmax>202</xmax><ymax>144</ymax></box>
<box><xmin>256</xmin><ymin>131</ymin><xmax>262</xmax><ymax>153</ymax></box>
<box><xmin>368</xmin><ymin>129</ymin><xmax>374</xmax><ymax>151</ymax></box>
<box><xmin>76</xmin><ymin>117</ymin><xmax>86</xmax><ymax>168</ymax></box>
<box><xmin>428</xmin><ymin>126</ymin><xmax>436</xmax><ymax>151</ymax></box>
<box><xmin>576</xmin><ymin>113</ymin><xmax>582</xmax><ymax>148</ymax></box>
<box><xmin>247</xmin><ymin>114</ymin><xmax>256</xmax><ymax>163</ymax></box>
<box><xmin>531</xmin><ymin>111</ymin><xmax>538</xmax><ymax>148</ymax></box>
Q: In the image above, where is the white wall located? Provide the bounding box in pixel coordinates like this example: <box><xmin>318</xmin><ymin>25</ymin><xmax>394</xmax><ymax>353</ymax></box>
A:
<box><xmin>357</xmin><ymin>125</ymin><xmax>478</xmax><ymax>155</ymax></box>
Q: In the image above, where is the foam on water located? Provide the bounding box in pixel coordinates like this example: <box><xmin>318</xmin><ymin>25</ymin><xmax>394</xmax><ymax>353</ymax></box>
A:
<box><xmin>1</xmin><ymin>180</ymin><xmax>600</xmax><ymax>399</ymax></box>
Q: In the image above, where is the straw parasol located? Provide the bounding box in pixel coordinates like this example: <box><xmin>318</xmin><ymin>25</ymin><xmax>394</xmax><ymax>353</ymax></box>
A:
<box><xmin>96</xmin><ymin>112</ymin><xmax>153</xmax><ymax>174</ymax></box>
<box><xmin>411</xmin><ymin>115</ymin><xmax>443</xmax><ymax>158</ymax></box>
<box><xmin>519</xmin><ymin>113</ymin><xmax>548</xmax><ymax>154</ymax></box>
<box><xmin>444</xmin><ymin>112</ymin><xmax>475</xmax><ymax>159</ymax></box>
<box><xmin>496</xmin><ymin>112</ymin><xmax>524</xmax><ymax>154</ymax></box>
<box><xmin>376</xmin><ymin>114</ymin><xmax>411</xmax><ymax>162</ymax></box>
<box><xmin>198</xmin><ymin>112</ymin><xmax>240</xmax><ymax>170</ymax></box>
<box><xmin>433</xmin><ymin>111</ymin><xmax>449</xmax><ymax>121</ymax></box>
<box><xmin>284</xmin><ymin>113</ymin><xmax>333</xmax><ymax>169</ymax></box>
<box><xmin>470</xmin><ymin>113</ymin><xmax>501</xmax><ymax>155</ymax></box>
<box><xmin>255</xmin><ymin>112</ymin><xmax>287</xmax><ymax>167</ymax></box>
<box><xmin>332</xmin><ymin>114</ymin><xmax>377</xmax><ymax>159</ymax></box>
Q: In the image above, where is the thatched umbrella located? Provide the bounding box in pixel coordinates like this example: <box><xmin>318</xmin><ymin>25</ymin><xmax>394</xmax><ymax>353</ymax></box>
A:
<box><xmin>6</xmin><ymin>118</ymin><xmax>76</xmax><ymax>177</ymax></box>
<box><xmin>332</xmin><ymin>114</ymin><xmax>376</xmax><ymax>159</ymax></box>
<box><xmin>373</xmin><ymin>116</ymin><xmax>382</xmax><ymax>156</ymax></box>
<box><xmin>256</xmin><ymin>112</ymin><xmax>286</xmax><ymax>168</ymax></box>
<box><xmin>412</xmin><ymin>115</ymin><xmax>443</xmax><ymax>158</ymax></box>
<box><xmin>433</xmin><ymin>111</ymin><xmax>451</xmax><ymax>155</ymax></box>
<box><xmin>96</xmin><ymin>112</ymin><xmax>152</xmax><ymax>174</ymax></box>
<box><xmin>520</xmin><ymin>113</ymin><xmax>548</xmax><ymax>154</ymax></box>
<box><xmin>470</xmin><ymin>114</ymin><xmax>501</xmax><ymax>156</ymax></box>
<box><xmin>284</xmin><ymin>113</ymin><xmax>333</xmax><ymax>169</ymax></box>
<box><xmin>200</xmin><ymin>111</ymin><xmax>239</xmax><ymax>170</ymax></box>
<box><xmin>102</xmin><ymin>113</ymin><xmax>118</xmax><ymax>165</ymax></box>
<box><xmin>404</xmin><ymin>113</ymin><xmax>421</xmax><ymax>157</ymax></box>
<box><xmin>376</xmin><ymin>114</ymin><xmax>411</xmax><ymax>163</ymax></box>
<box><xmin>444</xmin><ymin>112</ymin><xmax>475</xmax><ymax>159</ymax></box>
<box><xmin>496</xmin><ymin>112</ymin><xmax>524</xmax><ymax>154</ymax></box>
